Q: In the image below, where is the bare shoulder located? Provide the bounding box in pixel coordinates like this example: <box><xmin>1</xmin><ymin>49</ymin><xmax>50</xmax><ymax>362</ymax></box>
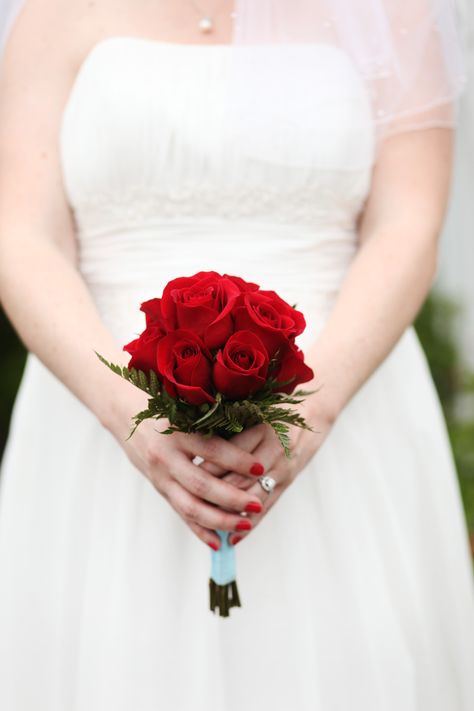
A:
<box><xmin>0</xmin><ymin>0</ymin><xmax>114</xmax><ymax>82</ymax></box>
<box><xmin>0</xmin><ymin>0</ymin><xmax>114</xmax><ymax>254</ymax></box>
<box><xmin>0</xmin><ymin>0</ymin><xmax>150</xmax><ymax>256</ymax></box>
<box><xmin>0</xmin><ymin>0</ymin><xmax>110</xmax><ymax>161</ymax></box>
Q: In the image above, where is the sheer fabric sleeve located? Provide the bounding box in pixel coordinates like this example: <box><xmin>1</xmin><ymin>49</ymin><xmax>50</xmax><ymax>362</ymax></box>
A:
<box><xmin>232</xmin><ymin>0</ymin><xmax>467</xmax><ymax>154</ymax></box>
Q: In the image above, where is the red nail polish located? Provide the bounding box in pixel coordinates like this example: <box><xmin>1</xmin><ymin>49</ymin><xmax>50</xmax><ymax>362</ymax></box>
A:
<box><xmin>236</xmin><ymin>519</ymin><xmax>252</xmax><ymax>531</ymax></box>
<box><xmin>230</xmin><ymin>535</ymin><xmax>243</xmax><ymax>546</ymax></box>
<box><xmin>208</xmin><ymin>542</ymin><xmax>220</xmax><ymax>551</ymax></box>
<box><xmin>250</xmin><ymin>462</ymin><xmax>264</xmax><ymax>476</ymax></box>
<box><xmin>245</xmin><ymin>501</ymin><xmax>262</xmax><ymax>514</ymax></box>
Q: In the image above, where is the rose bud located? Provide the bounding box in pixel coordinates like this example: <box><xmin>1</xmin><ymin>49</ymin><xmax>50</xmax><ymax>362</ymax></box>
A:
<box><xmin>156</xmin><ymin>330</ymin><xmax>214</xmax><ymax>405</ymax></box>
<box><xmin>140</xmin><ymin>297</ymin><xmax>167</xmax><ymax>329</ymax></box>
<box><xmin>124</xmin><ymin>324</ymin><xmax>165</xmax><ymax>374</ymax></box>
<box><xmin>213</xmin><ymin>330</ymin><xmax>269</xmax><ymax>399</ymax></box>
<box><xmin>222</xmin><ymin>274</ymin><xmax>259</xmax><ymax>293</ymax></box>
<box><xmin>234</xmin><ymin>290</ymin><xmax>306</xmax><ymax>356</ymax></box>
<box><xmin>272</xmin><ymin>340</ymin><xmax>314</xmax><ymax>394</ymax></box>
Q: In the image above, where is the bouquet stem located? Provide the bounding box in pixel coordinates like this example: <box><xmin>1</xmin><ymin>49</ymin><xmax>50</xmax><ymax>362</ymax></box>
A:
<box><xmin>209</xmin><ymin>530</ymin><xmax>242</xmax><ymax>617</ymax></box>
<box><xmin>209</xmin><ymin>579</ymin><xmax>241</xmax><ymax>617</ymax></box>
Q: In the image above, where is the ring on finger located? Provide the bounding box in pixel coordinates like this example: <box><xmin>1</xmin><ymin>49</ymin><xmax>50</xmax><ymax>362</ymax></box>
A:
<box><xmin>192</xmin><ymin>455</ymin><xmax>205</xmax><ymax>466</ymax></box>
<box><xmin>258</xmin><ymin>474</ymin><xmax>276</xmax><ymax>494</ymax></box>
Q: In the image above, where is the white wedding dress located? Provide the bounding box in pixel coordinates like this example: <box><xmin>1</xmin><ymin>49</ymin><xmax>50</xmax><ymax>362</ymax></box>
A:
<box><xmin>1</xmin><ymin>37</ymin><xmax>474</xmax><ymax>711</ymax></box>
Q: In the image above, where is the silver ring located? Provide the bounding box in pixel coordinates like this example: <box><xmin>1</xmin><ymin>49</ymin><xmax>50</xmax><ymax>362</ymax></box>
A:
<box><xmin>258</xmin><ymin>475</ymin><xmax>276</xmax><ymax>494</ymax></box>
<box><xmin>192</xmin><ymin>455</ymin><xmax>204</xmax><ymax>466</ymax></box>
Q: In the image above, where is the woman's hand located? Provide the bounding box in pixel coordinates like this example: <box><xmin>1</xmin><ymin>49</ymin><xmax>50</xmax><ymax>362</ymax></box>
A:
<box><xmin>117</xmin><ymin>413</ymin><xmax>267</xmax><ymax>551</ymax></box>
<box><xmin>201</xmin><ymin>402</ymin><xmax>334</xmax><ymax>545</ymax></box>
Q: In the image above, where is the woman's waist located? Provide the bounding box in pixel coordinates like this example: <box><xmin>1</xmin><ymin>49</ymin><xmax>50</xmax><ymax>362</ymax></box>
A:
<box><xmin>78</xmin><ymin>220</ymin><xmax>359</xmax><ymax>291</ymax></box>
<box><xmin>78</xmin><ymin>221</ymin><xmax>358</xmax><ymax>347</ymax></box>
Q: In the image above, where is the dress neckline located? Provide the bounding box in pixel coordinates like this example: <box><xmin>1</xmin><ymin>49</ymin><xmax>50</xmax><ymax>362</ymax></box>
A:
<box><xmin>73</xmin><ymin>35</ymin><xmax>347</xmax><ymax>85</ymax></box>
<box><xmin>62</xmin><ymin>36</ymin><xmax>355</xmax><ymax>140</ymax></box>
<box><xmin>62</xmin><ymin>35</ymin><xmax>250</xmax><ymax>141</ymax></box>
<box><xmin>82</xmin><ymin>35</ymin><xmax>234</xmax><ymax>64</ymax></box>
<box><xmin>65</xmin><ymin>35</ymin><xmax>329</xmax><ymax>120</ymax></box>
<box><xmin>103</xmin><ymin>36</ymin><xmax>234</xmax><ymax>48</ymax></box>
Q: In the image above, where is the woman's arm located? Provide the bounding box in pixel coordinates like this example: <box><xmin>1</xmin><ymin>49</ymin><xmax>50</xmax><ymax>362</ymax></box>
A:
<box><xmin>219</xmin><ymin>128</ymin><xmax>455</xmax><ymax>541</ymax></box>
<box><xmin>0</xmin><ymin>0</ymin><xmax>264</xmax><ymax>550</ymax></box>
<box><xmin>0</xmin><ymin>0</ymin><xmax>133</xmax><ymax>428</ymax></box>
<box><xmin>305</xmin><ymin>127</ymin><xmax>453</xmax><ymax>422</ymax></box>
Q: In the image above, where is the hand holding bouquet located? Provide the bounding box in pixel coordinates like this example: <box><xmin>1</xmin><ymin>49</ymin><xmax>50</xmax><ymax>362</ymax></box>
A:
<box><xmin>98</xmin><ymin>271</ymin><xmax>315</xmax><ymax>616</ymax></box>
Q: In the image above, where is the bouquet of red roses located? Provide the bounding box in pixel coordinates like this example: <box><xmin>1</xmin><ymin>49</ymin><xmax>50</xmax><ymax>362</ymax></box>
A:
<box><xmin>97</xmin><ymin>271</ymin><xmax>315</xmax><ymax>616</ymax></box>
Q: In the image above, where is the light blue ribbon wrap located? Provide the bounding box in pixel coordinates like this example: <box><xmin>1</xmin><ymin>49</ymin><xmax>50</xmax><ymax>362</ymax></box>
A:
<box><xmin>211</xmin><ymin>529</ymin><xmax>236</xmax><ymax>585</ymax></box>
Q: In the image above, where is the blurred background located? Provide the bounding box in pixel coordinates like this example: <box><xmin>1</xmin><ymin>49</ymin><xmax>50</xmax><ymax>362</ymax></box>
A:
<box><xmin>0</xmin><ymin>5</ymin><xmax>473</xmax><ymax>553</ymax></box>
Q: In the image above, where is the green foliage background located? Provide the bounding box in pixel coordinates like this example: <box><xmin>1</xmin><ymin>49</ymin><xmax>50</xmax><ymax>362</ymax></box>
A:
<box><xmin>0</xmin><ymin>310</ymin><xmax>26</xmax><ymax>458</ymax></box>
<box><xmin>414</xmin><ymin>294</ymin><xmax>474</xmax><ymax>534</ymax></box>
<box><xmin>1</xmin><ymin>293</ymin><xmax>473</xmax><ymax>537</ymax></box>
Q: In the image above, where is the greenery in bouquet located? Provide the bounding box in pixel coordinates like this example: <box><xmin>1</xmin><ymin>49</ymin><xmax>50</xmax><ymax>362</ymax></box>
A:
<box><xmin>97</xmin><ymin>271</ymin><xmax>316</xmax><ymax>455</ymax></box>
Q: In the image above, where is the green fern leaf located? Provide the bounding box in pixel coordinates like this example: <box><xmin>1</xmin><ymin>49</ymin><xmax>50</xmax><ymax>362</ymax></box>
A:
<box><xmin>149</xmin><ymin>369</ymin><xmax>160</xmax><ymax>397</ymax></box>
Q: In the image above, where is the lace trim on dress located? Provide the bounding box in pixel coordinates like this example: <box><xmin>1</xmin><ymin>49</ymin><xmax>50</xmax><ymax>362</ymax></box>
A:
<box><xmin>72</xmin><ymin>176</ymin><xmax>370</xmax><ymax>236</ymax></box>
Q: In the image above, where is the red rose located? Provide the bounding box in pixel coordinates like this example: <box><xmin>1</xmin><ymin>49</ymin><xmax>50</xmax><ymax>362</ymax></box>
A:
<box><xmin>156</xmin><ymin>330</ymin><xmax>214</xmax><ymax>405</ymax></box>
<box><xmin>140</xmin><ymin>297</ymin><xmax>166</xmax><ymax>329</ymax></box>
<box><xmin>233</xmin><ymin>290</ymin><xmax>306</xmax><ymax>355</ymax></box>
<box><xmin>213</xmin><ymin>330</ymin><xmax>269</xmax><ymax>399</ymax></box>
<box><xmin>124</xmin><ymin>324</ymin><xmax>164</xmax><ymax>374</ymax></box>
<box><xmin>223</xmin><ymin>274</ymin><xmax>259</xmax><ymax>293</ymax></box>
<box><xmin>160</xmin><ymin>271</ymin><xmax>258</xmax><ymax>349</ymax></box>
<box><xmin>272</xmin><ymin>341</ymin><xmax>314</xmax><ymax>394</ymax></box>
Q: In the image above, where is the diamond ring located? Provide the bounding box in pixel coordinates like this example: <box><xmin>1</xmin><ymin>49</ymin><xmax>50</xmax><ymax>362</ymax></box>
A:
<box><xmin>192</xmin><ymin>455</ymin><xmax>205</xmax><ymax>466</ymax></box>
<box><xmin>258</xmin><ymin>475</ymin><xmax>276</xmax><ymax>494</ymax></box>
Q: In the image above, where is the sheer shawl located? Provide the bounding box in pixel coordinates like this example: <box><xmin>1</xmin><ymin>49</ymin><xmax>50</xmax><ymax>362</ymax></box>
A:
<box><xmin>227</xmin><ymin>0</ymin><xmax>466</xmax><ymax>166</ymax></box>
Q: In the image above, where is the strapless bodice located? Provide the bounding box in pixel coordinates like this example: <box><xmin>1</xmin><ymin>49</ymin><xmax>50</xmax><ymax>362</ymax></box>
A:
<box><xmin>59</xmin><ymin>37</ymin><xmax>374</xmax><ymax>348</ymax></box>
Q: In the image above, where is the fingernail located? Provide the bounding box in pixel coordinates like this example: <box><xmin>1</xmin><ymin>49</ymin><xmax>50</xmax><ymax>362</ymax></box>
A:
<box><xmin>250</xmin><ymin>462</ymin><xmax>264</xmax><ymax>476</ymax></box>
<box><xmin>236</xmin><ymin>519</ymin><xmax>252</xmax><ymax>532</ymax></box>
<box><xmin>208</xmin><ymin>541</ymin><xmax>220</xmax><ymax>551</ymax></box>
<box><xmin>245</xmin><ymin>501</ymin><xmax>262</xmax><ymax>514</ymax></box>
<box><xmin>230</xmin><ymin>535</ymin><xmax>243</xmax><ymax>546</ymax></box>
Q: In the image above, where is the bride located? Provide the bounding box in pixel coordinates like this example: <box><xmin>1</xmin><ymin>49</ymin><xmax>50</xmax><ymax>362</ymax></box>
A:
<box><xmin>0</xmin><ymin>0</ymin><xmax>474</xmax><ymax>709</ymax></box>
